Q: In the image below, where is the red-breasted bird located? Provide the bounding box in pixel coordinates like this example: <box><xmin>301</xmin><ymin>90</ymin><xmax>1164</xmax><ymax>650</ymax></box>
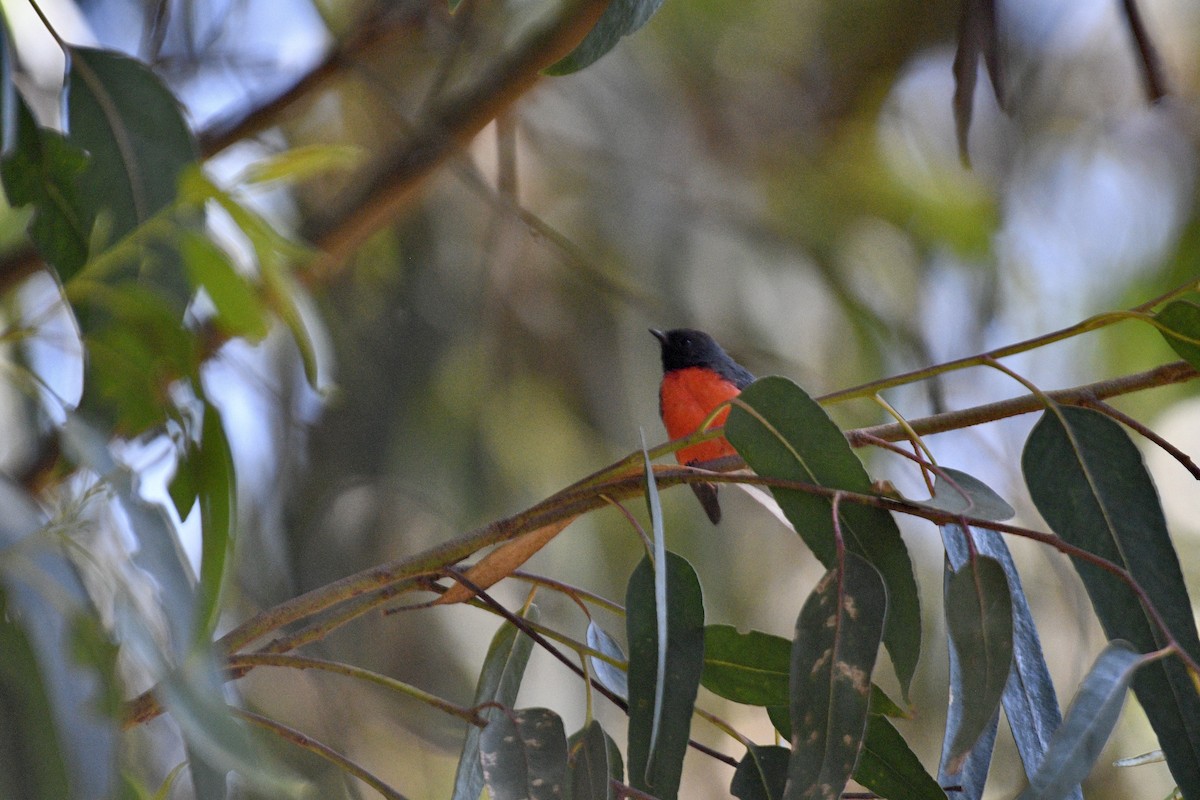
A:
<box><xmin>651</xmin><ymin>328</ymin><xmax>755</xmax><ymax>523</ymax></box>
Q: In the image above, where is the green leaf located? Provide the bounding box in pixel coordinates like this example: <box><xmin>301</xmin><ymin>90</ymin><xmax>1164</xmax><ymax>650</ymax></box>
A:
<box><xmin>856</xmin><ymin>716</ymin><xmax>948</xmax><ymax>800</ymax></box>
<box><xmin>182</xmin><ymin>233</ymin><xmax>270</xmax><ymax>341</ymax></box>
<box><xmin>942</xmin><ymin>556</ymin><xmax>1013</xmax><ymax>774</ymax></box>
<box><xmin>626</xmin><ymin>553</ymin><xmax>705</xmax><ymax>800</ymax></box>
<box><xmin>726</xmin><ymin>376</ymin><xmax>921</xmax><ymax>700</ymax></box>
<box><xmin>870</xmin><ymin>684</ymin><xmax>909</xmax><ymax>719</ymax></box>
<box><xmin>239</xmin><ymin>144</ymin><xmax>364</xmax><ymax>185</ymax></box>
<box><xmin>1023</xmin><ymin>405</ymin><xmax>1200</xmax><ymax>793</ymax></box>
<box><xmin>914</xmin><ymin>467</ymin><xmax>1015</xmax><ymax>521</ymax></box>
<box><xmin>731</xmin><ymin>744</ymin><xmax>790</xmax><ymax>800</ymax></box>
<box><xmin>0</xmin><ymin>587</ymin><xmax>72</xmax><ymax>800</ymax></box>
<box><xmin>66</xmin><ymin>47</ymin><xmax>198</xmax><ymax>243</ymax></box>
<box><xmin>0</xmin><ymin>95</ymin><xmax>92</xmax><ymax>278</ymax></box>
<box><xmin>702</xmin><ymin>625</ymin><xmax>790</xmax><ymax>707</ymax></box>
<box><xmin>77</xmin><ymin>283</ymin><xmax>199</xmax><ymax>434</ymax></box>
<box><xmin>1155</xmin><ymin>300</ymin><xmax>1200</xmax><ymax>369</ymax></box>
<box><xmin>479</xmin><ymin>707</ymin><xmax>568</xmax><ymax>800</ymax></box>
<box><xmin>451</xmin><ymin>605</ymin><xmax>539</xmax><ymax>800</ymax></box>
<box><xmin>545</xmin><ymin>0</ymin><xmax>666</xmax><ymax>76</ymax></box>
<box><xmin>195</xmin><ymin>401</ymin><xmax>236</xmax><ymax>639</ymax></box>
<box><xmin>180</xmin><ymin>171</ymin><xmax>325</xmax><ymax>389</ymax></box>
<box><xmin>785</xmin><ymin>552</ymin><xmax>887</xmax><ymax>800</ymax></box>
<box><xmin>1016</xmin><ymin>642</ymin><xmax>1143</xmax><ymax>800</ymax></box>
<box><xmin>642</xmin><ymin>434</ymin><xmax>670</xmax><ymax>763</ymax></box>
<box><xmin>770</xmin><ymin>683</ymin><xmax>907</xmax><ymax>743</ymax></box>
<box><xmin>568</xmin><ymin>720</ymin><xmax>622</xmax><ymax>800</ymax></box>
<box><xmin>587</xmin><ymin>621</ymin><xmax>628</xmax><ymax>700</ymax></box>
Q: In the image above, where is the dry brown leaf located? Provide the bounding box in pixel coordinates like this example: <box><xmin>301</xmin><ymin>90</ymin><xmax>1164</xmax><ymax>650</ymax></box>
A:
<box><xmin>434</xmin><ymin>515</ymin><xmax>578</xmax><ymax>605</ymax></box>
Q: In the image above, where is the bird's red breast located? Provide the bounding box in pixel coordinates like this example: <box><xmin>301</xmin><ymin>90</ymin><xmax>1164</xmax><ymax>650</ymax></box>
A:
<box><xmin>659</xmin><ymin>366</ymin><xmax>743</xmax><ymax>464</ymax></box>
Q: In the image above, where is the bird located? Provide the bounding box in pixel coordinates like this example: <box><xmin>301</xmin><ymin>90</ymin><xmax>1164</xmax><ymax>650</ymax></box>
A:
<box><xmin>651</xmin><ymin>328</ymin><xmax>755</xmax><ymax>523</ymax></box>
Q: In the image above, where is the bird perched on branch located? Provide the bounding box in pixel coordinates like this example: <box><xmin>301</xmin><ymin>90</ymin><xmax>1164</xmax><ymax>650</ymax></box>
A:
<box><xmin>651</xmin><ymin>328</ymin><xmax>754</xmax><ymax>523</ymax></box>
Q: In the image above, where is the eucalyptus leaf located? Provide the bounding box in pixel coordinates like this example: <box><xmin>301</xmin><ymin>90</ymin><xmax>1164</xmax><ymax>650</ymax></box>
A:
<box><xmin>626</xmin><ymin>553</ymin><xmax>704</xmax><ymax>800</ymax></box>
<box><xmin>785</xmin><ymin>553</ymin><xmax>887</xmax><ymax>800</ymax></box>
<box><xmin>1023</xmin><ymin>405</ymin><xmax>1200</xmax><ymax>793</ymax></box>
<box><xmin>726</xmin><ymin>376</ymin><xmax>921</xmax><ymax>701</ymax></box>
<box><xmin>451</xmin><ymin>605</ymin><xmax>540</xmax><ymax>800</ymax></box>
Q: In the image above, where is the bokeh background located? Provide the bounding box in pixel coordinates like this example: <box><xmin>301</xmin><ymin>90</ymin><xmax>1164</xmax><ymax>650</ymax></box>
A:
<box><xmin>4</xmin><ymin>0</ymin><xmax>1200</xmax><ymax>797</ymax></box>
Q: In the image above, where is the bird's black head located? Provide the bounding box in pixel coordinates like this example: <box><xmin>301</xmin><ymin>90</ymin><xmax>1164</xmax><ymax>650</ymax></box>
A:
<box><xmin>650</xmin><ymin>328</ymin><xmax>754</xmax><ymax>387</ymax></box>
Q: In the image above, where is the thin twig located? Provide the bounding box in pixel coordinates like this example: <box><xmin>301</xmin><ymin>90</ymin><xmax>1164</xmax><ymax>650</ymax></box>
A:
<box><xmin>235</xmin><ymin>707</ymin><xmax>410</xmax><ymax>800</ymax></box>
<box><xmin>1083</xmin><ymin>398</ymin><xmax>1200</xmax><ymax>480</ymax></box>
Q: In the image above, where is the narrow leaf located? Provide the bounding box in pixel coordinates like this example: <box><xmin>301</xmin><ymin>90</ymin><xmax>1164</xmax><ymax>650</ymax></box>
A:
<box><xmin>67</xmin><ymin>47</ymin><xmax>198</xmax><ymax>242</ymax></box>
<box><xmin>0</xmin><ymin>17</ymin><xmax>15</xmax><ymax>157</ymax></box>
<box><xmin>942</xmin><ymin>524</ymin><xmax>1078</xmax><ymax>800</ymax></box>
<box><xmin>856</xmin><ymin>716</ymin><xmax>948</xmax><ymax>800</ymax></box>
<box><xmin>240</xmin><ymin>144</ymin><xmax>364</xmax><ymax>185</ymax></box>
<box><xmin>195</xmin><ymin>401</ymin><xmax>236</xmax><ymax>639</ymax></box>
<box><xmin>943</xmin><ymin>556</ymin><xmax>1013</xmax><ymax>773</ymax></box>
<box><xmin>626</xmin><ymin>553</ymin><xmax>705</xmax><ymax>800</ymax></box>
<box><xmin>1155</xmin><ymin>300</ymin><xmax>1200</xmax><ymax>369</ymax></box>
<box><xmin>726</xmin><ymin>376</ymin><xmax>921</xmax><ymax>700</ymax></box>
<box><xmin>731</xmin><ymin>745</ymin><xmax>790</xmax><ymax>800</ymax></box>
<box><xmin>784</xmin><ymin>553</ymin><xmax>887</xmax><ymax>800</ymax></box>
<box><xmin>587</xmin><ymin>621</ymin><xmax>629</xmax><ymax>701</ymax></box>
<box><xmin>436</xmin><ymin>516</ymin><xmax>576</xmax><ymax>605</ymax></box>
<box><xmin>0</xmin><ymin>587</ymin><xmax>74</xmax><ymax>800</ymax></box>
<box><xmin>451</xmin><ymin>605</ymin><xmax>540</xmax><ymax>800</ymax></box>
<box><xmin>702</xmin><ymin>625</ymin><xmax>790</xmax><ymax>707</ymax></box>
<box><xmin>643</xmin><ymin>433</ymin><xmax>668</xmax><ymax>766</ymax></box>
<box><xmin>1016</xmin><ymin>642</ymin><xmax>1143</xmax><ymax>800</ymax></box>
<box><xmin>545</xmin><ymin>0</ymin><xmax>666</xmax><ymax>76</ymax></box>
<box><xmin>568</xmin><ymin>720</ymin><xmax>622</xmax><ymax>800</ymax></box>
<box><xmin>181</xmin><ymin>233</ymin><xmax>270</xmax><ymax>341</ymax></box>
<box><xmin>479</xmin><ymin>707</ymin><xmax>568</xmax><ymax>800</ymax></box>
<box><xmin>1023</xmin><ymin>405</ymin><xmax>1200</xmax><ymax>793</ymax></box>
<box><xmin>952</xmin><ymin>0</ymin><xmax>1004</xmax><ymax>164</ymax></box>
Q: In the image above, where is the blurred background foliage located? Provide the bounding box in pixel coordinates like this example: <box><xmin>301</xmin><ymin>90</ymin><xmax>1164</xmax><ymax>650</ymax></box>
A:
<box><xmin>2</xmin><ymin>0</ymin><xmax>1200</xmax><ymax>797</ymax></box>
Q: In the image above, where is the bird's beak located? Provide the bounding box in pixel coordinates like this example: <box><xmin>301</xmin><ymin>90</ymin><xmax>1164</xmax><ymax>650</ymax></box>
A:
<box><xmin>649</xmin><ymin>328</ymin><xmax>667</xmax><ymax>344</ymax></box>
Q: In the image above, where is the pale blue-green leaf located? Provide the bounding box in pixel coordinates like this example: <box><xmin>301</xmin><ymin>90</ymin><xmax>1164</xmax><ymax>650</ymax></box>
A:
<box><xmin>642</xmin><ymin>432</ymin><xmax>668</xmax><ymax>764</ymax></box>
<box><xmin>943</xmin><ymin>524</ymin><xmax>1078</xmax><ymax>800</ymax></box>
<box><xmin>1016</xmin><ymin>642</ymin><xmax>1143</xmax><ymax>800</ymax></box>
<box><xmin>0</xmin><ymin>481</ymin><xmax>116</xmax><ymax>800</ymax></box>
<box><xmin>587</xmin><ymin>621</ymin><xmax>628</xmax><ymax>701</ymax></box>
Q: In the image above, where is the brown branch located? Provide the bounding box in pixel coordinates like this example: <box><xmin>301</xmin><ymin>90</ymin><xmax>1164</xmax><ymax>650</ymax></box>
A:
<box><xmin>0</xmin><ymin>0</ymin><xmax>611</xmax><ymax>293</ymax></box>
<box><xmin>845</xmin><ymin>360</ymin><xmax>1198</xmax><ymax>446</ymax></box>
<box><xmin>302</xmin><ymin>0</ymin><xmax>610</xmax><ymax>275</ymax></box>
<box><xmin>234</xmin><ymin>707</ymin><xmax>410</xmax><ymax>800</ymax></box>
<box><xmin>120</xmin><ymin>358</ymin><xmax>1200</xmax><ymax>728</ymax></box>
